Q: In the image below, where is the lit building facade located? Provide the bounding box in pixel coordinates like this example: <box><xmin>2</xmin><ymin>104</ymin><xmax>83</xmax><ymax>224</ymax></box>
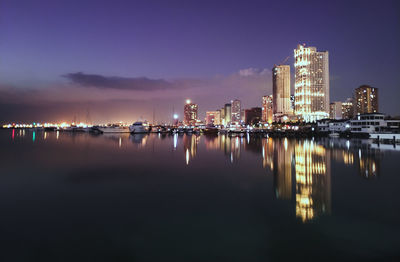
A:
<box><xmin>205</xmin><ymin>111</ymin><xmax>221</xmax><ymax>125</ymax></box>
<box><xmin>272</xmin><ymin>65</ymin><xmax>291</xmax><ymax>121</ymax></box>
<box><xmin>294</xmin><ymin>44</ymin><xmax>330</xmax><ymax>122</ymax></box>
<box><xmin>341</xmin><ymin>98</ymin><xmax>354</xmax><ymax>119</ymax></box>
<box><xmin>329</xmin><ymin>102</ymin><xmax>342</xmax><ymax>119</ymax></box>
<box><xmin>231</xmin><ymin>99</ymin><xmax>241</xmax><ymax>124</ymax></box>
<box><xmin>183</xmin><ymin>100</ymin><xmax>198</xmax><ymax>126</ymax></box>
<box><xmin>224</xmin><ymin>103</ymin><xmax>232</xmax><ymax>125</ymax></box>
<box><xmin>262</xmin><ymin>95</ymin><xmax>273</xmax><ymax>123</ymax></box>
<box><xmin>355</xmin><ymin>85</ymin><xmax>378</xmax><ymax>115</ymax></box>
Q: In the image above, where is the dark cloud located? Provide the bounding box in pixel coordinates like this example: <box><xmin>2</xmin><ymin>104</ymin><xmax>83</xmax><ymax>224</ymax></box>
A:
<box><xmin>63</xmin><ymin>72</ymin><xmax>175</xmax><ymax>91</ymax></box>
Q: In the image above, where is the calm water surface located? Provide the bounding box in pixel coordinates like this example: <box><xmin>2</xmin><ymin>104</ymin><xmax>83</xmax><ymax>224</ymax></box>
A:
<box><xmin>0</xmin><ymin>129</ymin><xmax>399</xmax><ymax>261</ymax></box>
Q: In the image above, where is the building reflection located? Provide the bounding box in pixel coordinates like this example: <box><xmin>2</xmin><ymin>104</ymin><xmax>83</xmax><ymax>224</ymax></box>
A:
<box><xmin>355</xmin><ymin>149</ymin><xmax>380</xmax><ymax>179</ymax></box>
<box><xmin>294</xmin><ymin>140</ymin><xmax>331</xmax><ymax>222</ymax></box>
<box><xmin>262</xmin><ymin>138</ymin><xmax>331</xmax><ymax>222</ymax></box>
<box><xmin>183</xmin><ymin>134</ymin><xmax>199</xmax><ymax>165</ymax></box>
<box><xmin>262</xmin><ymin>138</ymin><xmax>274</xmax><ymax>171</ymax></box>
<box><xmin>325</xmin><ymin>139</ymin><xmax>381</xmax><ymax>179</ymax></box>
<box><xmin>273</xmin><ymin>138</ymin><xmax>293</xmax><ymax>200</ymax></box>
<box><xmin>213</xmin><ymin>134</ymin><xmax>242</xmax><ymax>163</ymax></box>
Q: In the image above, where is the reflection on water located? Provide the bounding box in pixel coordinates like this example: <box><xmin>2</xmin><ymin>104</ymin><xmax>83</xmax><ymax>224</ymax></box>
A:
<box><xmin>183</xmin><ymin>134</ymin><xmax>200</xmax><ymax>165</ymax></box>
<box><xmin>7</xmin><ymin>130</ymin><xmax>387</xmax><ymax>222</ymax></box>
<box><xmin>2</xmin><ymin>129</ymin><xmax>399</xmax><ymax>261</ymax></box>
<box><xmin>294</xmin><ymin>141</ymin><xmax>331</xmax><ymax>222</ymax></box>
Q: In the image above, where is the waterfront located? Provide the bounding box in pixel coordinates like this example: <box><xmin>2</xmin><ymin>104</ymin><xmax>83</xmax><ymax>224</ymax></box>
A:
<box><xmin>0</xmin><ymin>129</ymin><xmax>399</xmax><ymax>261</ymax></box>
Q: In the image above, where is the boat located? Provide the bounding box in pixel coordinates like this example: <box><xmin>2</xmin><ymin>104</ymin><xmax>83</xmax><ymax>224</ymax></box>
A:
<box><xmin>97</xmin><ymin>125</ymin><xmax>130</xmax><ymax>133</ymax></box>
<box><xmin>129</xmin><ymin>122</ymin><xmax>147</xmax><ymax>134</ymax></box>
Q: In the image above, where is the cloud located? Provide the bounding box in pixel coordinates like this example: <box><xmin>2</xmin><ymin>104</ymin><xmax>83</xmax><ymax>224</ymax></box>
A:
<box><xmin>238</xmin><ymin>67</ymin><xmax>269</xmax><ymax>77</ymax></box>
<box><xmin>63</xmin><ymin>72</ymin><xmax>175</xmax><ymax>91</ymax></box>
<box><xmin>1</xmin><ymin>68</ymin><xmax>273</xmax><ymax>123</ymax></box>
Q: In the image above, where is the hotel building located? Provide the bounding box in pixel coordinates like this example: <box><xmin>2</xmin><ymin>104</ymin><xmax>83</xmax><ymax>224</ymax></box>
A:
<box><xmin>355</xmin><ymin>85</ymin><xmax>379</xmax><ymax>115</ymax></box>
<box><xmin>183</xmin><ymin>100</ymin><xmax>198</xmax><ymax>126</ymax></box>
<box><xmin>224</xmin><ymin>103</ymin><xmax>232</xmax><ymax>125</ymax></box>
<box><xmin>262</xmin><ymin>95</ymin><xmax>274</xmax><ymax>123</ymax></box>
<box><xmin>272</xmin><ymin>65</ymin><xmax>291</xmax><ymax>121</ymax></box>
<box><xmin>341</xmin><ymin>98</ymin><xmax>354</xmax><ymax>119</ymax></box>
<box><xmin>205</xmin><ymin>111</ymin><xmax>221</xmax><ymax>125</ymax></box>
<box><xmin>294</xmin><ymin>44</ymin><xmax>330</xmax><ymax>122</ymax></box>
<box><xmin>231</xmin><ymin>99</ymin><xmax>241</xmax><ymax>124</ymax></box>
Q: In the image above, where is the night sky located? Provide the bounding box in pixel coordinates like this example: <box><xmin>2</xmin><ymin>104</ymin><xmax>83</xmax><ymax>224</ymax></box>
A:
<box><xmin>0</xmin><ymin>0</ymin><xmax>399</xmax><ymax>123</ymax></box>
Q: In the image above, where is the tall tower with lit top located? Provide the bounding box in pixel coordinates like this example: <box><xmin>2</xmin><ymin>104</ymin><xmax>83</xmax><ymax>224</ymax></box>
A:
<box><xmin>294</xmin><ymin>44</ymin><xmax>330</xmax><ymax>122</ymax></box>
<box><xmin>183</xmin><ymin>99</ymin><xmax>198</xmax><ymax>126</ymax></box>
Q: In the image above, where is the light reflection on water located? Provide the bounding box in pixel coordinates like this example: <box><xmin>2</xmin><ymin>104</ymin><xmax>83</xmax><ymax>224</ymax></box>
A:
<box><xmin>1</xmin><ymin>129</ymin><xmax>399</xmax><ymax>261</ymax></box>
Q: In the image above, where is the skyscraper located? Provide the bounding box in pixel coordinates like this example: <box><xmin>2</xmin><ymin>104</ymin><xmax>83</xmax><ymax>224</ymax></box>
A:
<box><xmin>272</xmin><ymin>65</ymin><xmax>291</xmax><ymax>121</ymax></box>
<box><xmin>355</xmin><ymin>85</ymin><xmax>379</xmax><ymax>115</ymax></box>
<box><xmin>294</xmin><ymin>44</ymin><xmax>330</xmax><ymax>122</ymax></box>
<box><xmin>262</xmin><ymin>95</ymin><xmax>273</xmax><ymax>123</ymax></box>
<box><xmin>231</xmin><ymin>99</ymin><xmax>241</xmax><ymax>124</ymax></box>
<box><xmin>224</xmin><ymin>103</ymin><xmax>231</xmax><ymax>125</ymax></box>
<box><xmin>205</xmin><ymin>111</ymin><xmax>221</xmax><ymax>125</ymax></box>
<box><xmin>183</xmin><ymin>99</ymin><xmax>198</xmax><ymax>126</ymax></box>
<box><xmin>220</xmin><ymin>107</ymin><xmax>226</xmax><ymax>126</ymax></box>
<box><xmin>341</xmin><ymin>98</ymin><xmax>354</xmax><ymax>119</ymax></box>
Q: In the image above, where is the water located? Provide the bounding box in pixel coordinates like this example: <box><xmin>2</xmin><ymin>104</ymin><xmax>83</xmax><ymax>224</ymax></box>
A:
<box><xmin>0</xmin><ymin>129</ymin><xmax>399</xmax><ymax>261</ymax></box>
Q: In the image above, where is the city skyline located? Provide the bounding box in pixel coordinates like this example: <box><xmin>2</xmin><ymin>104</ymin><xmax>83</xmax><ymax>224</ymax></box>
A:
<box><xmin>0</xmin><ymin>0</ymin><xmax>399</xmax><ymax>124</ymax></box>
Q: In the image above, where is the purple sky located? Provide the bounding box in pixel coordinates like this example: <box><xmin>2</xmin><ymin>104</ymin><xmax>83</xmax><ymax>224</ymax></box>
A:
<box><xmin>1</xmin><ymin>0</ymin><xmax>399</xmax><ymax>123</ymax></box>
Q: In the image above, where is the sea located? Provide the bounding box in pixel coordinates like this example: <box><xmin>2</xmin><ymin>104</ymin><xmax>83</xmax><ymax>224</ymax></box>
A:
<box><xmin>0</xmin><ymin>129</ymin><xmax>399</xmax><ymax>261</ymax></box>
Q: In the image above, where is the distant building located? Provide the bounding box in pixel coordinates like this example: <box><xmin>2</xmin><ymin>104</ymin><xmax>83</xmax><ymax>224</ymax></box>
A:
<box><xmin>355</xmin><ymin>85</ymin><xmax>378</xmax><ymax>115</ymax></box>
<box><xmin>231</xmin><ymin>99</ymin><xmax>241</xmax><ymax>124</ymax></box>
<box><xmin>245</xmin><ymin>107</ymin><xmax>262</xmax><ymax>125</ymax></box>
<box><xmin>294</xmin><ymin>44</ymin><xmax>330</xmax><ymax>122</ymax></box>
<box><xmin>240</xmin><ymin>109</ymin><xmax>245</xmax><ymax>122</ymax></box>
<box><xmin>220</xmin><ymin>107</ymin><xmax>226</xmax><ymax>126</ymax></box>
<box><xmin>342</xmin><ymin>98</ymin><xmax>354</xmax><ymax>119</ymax></box>
<box><xmin>205</xmin><ymin>111</ymin><xmax>221</xmax><ymax>125</ymax></box>
<box><xmin>224</xmin><ymin>103</ymin><xmax>232</xmax><ymax>125</ymax></box>
<box><xmin>262</xmin><ymin>95</ymin><xmax>273</xmax><ymax>123</ymax></box>
<box><xmin>272</xmin><ymin>65</ymin><xmax>291</xmax><ymax>121</ymax></box>
<box><xmin>329</xmin><ymin>102</ymin><xmax>343</xmax><ymax>119</ymax></box>
<box><xmin>184</xmin><ymin>100</ymin><xmax>198</xmax><ymax>126</ymax></box>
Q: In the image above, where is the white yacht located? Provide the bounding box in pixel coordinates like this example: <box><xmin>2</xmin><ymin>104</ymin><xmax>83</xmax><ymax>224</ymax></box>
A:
<box><xmin>129</xmin><ymin>122</ymin><xmax>147</xmax><ymax>134</ymax></box>
<box><xmin>97</xmin><ymin>125</ymin><xmax>130</xmax><ymax>133</ymax></box>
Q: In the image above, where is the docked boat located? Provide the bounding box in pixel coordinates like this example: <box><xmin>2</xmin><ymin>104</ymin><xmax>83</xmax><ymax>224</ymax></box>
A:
<box><xmin>129</xmin><ymin>122</ymin><xmax>147</xmax><ymax>134</ymax></box>
<box><xmin>97</xmin><ymin>125</ymin><xmax>130</xmax><ymax>133</ymax></box>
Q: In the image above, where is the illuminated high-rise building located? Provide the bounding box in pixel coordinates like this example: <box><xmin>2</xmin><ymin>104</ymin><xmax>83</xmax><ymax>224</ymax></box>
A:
<box><xmin>205</xmin><ymin>111</ymin><xmax>221</xmax><ymax>125</ymax></box>
<box><xmin>220</xmin><ymin>107</ymin><xmax>226</xmax><ymax>126</ymax></box>
<box><xmin>329</xmin><ymin>102</ymin><xmax>342</xmax><ymax>119</ymax></box>
<box><xmin>262</xmin><ymin>95</ymin><xmax>273</xmax><ymax>123</ymax></box>
<box><xmin>231</xmin><ymin>99</ymin><xmax>241</xmax><ymax>123</ymax></box>
<box><xmin>224</xmin><ymin>103</ymin><xmax>231</xmax><ymax>125</ymax></box>
<box><xmin>294</xmin><ymin>44</ymin><xmax>330</xmax><ymax>122</ymax></box>
<box><xmin>355</xmin><ymin>85</ymin><xmax>379</xmax><ymax>115</ymax></box>
<box><xmin>272</xmin><ymin>65</ymin><xmax>291</xmax><ymax>120</ymax></box>
<box><xmin>341</xmin><ymin>98</ymin><xmax>354</xmax><ymax>119</ymax></box>
<box><xmin>183</xmin><ymin>99</ymin><xmax>198</xmax><ymax>126</ymax></box>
